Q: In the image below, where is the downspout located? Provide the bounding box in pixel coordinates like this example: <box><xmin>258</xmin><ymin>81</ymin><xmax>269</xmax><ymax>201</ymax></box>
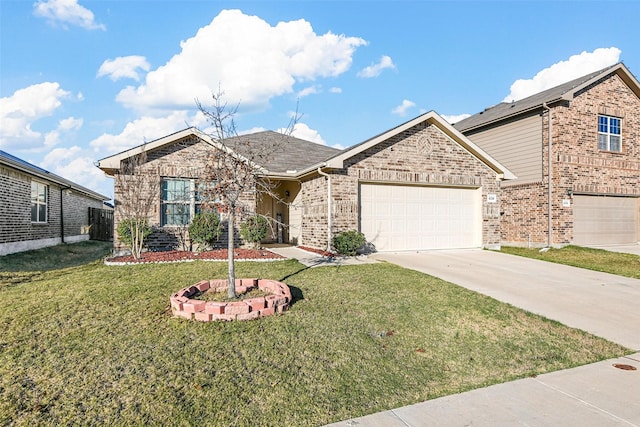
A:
<box><xmin>60</xmin><ymin>185</ymin><xmax>71</xmax><ymax>243</ymax></box>
<box><xmin>317</xmin><ymin>167</ymin><xmax>332</xmax><ymax>252</ymax></box>
<box><xmin>543</xmin><ymin>102</ymin><xmax>552</xmax><ymax>248</ymax></box>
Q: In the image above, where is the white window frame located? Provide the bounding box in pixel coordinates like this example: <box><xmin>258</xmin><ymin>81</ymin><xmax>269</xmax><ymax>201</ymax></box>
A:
<box><xmin>598</xmin><ymin>115</ymin><xmax>622</xmax><ymax>152</ymax></box>
<box><xmin>31</xmin><ymin>180</ymin><xmax>48</xmax><ymax>223</ymax></box>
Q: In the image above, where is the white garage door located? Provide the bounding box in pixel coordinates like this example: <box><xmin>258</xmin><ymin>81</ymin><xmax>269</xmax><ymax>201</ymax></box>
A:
<box><xmin>573</xmin><ymin>195</ymin><xmax>638</xmax><ymax>245</ymax></box>
<box><xmin>360</xmin><ymin>184</ymin><xmax>482</xmax><ymax>251</ymax></box>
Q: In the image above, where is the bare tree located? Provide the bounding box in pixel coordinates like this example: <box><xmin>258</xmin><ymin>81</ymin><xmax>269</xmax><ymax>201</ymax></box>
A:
<box><xmin>196</xmin><ymin>90</ymin><xmax>298</xmax><ymax>298</ymax></box>
<box><xmin>114</xmin><ymin>149</ymin><xmax>160</xmax><ymax>259</ymax></box>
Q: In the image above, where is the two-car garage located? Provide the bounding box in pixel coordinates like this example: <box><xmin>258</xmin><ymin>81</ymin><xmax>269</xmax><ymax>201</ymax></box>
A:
<box><xmin>359</xmin><ymin>184</ymin><xmax>482</xmax><ymax>251</ymax></box>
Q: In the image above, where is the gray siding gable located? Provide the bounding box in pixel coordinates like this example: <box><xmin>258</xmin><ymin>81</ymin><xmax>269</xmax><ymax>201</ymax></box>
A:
<box><xmin>464</xmin><ymin>113</ymin><xmax>543</xmax><ymax>185</ymax></box>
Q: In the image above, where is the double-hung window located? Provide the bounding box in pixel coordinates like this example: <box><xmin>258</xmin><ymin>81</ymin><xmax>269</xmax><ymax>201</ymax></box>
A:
<box><xmin>31</xmin><ymin>181</ymin><xmax>48</xmax><ymax>223</ymax></box>
<box><xmin>598</xmin><ymin>115</ymin><xmax>622</xmax><ymax>152</ymax></box>
<box><xmin>161</xmin><ymin>178</ymin><xmax>196</xmax><ymax>226</ymax></box>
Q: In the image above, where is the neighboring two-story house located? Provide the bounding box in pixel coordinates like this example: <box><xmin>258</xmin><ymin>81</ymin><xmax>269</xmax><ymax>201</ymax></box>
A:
<box><xmin>454</xmin><ymin>63</ymin><xmax>640</xmax><ymax>247</ymax></box>
<box><xmin>0</xmin><ymin>150</ymin><xmax>109</xmax><ymax>255</ymax></box>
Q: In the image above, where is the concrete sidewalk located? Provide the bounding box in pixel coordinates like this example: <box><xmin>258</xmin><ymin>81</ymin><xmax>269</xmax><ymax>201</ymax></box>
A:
<box><xmin>266</xmin><ymin>245</ymin><xmax>377</xmax><ymax>268</ymax></box>
<box><xmin>325</xmin><ymin>250</ymin><xmax>640</xmax><ymax>426</ymax></box>
<box><xmin>326</xmin><ymin>353</ymin><xmax>640</xmax><ymax>427</ymax></box>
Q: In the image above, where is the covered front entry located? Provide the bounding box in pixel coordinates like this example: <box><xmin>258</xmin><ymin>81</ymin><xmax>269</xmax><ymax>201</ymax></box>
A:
<box><xmin>359</xmin><ymin>183</ymin><xmax>482</xmax><ymax>251</ymax></box>
<box><xmin>573</xmin><ymin>195</ymin><xmax>639</xmax><ymax>245</ymax></box>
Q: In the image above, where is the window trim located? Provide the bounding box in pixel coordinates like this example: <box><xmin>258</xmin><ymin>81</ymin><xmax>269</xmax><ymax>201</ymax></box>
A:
<box><xmin>161</xmin><ymin>178</ymin><xmax>199</xmax><ymax>227</ymax></box>
<box><xmin>597</xmin><ymin>114</ymin><xmax>622</xmax><ymax>152</ymax></box>
<box><xmin>31</xmin><ymin>180</ymin><xmax>48</xmax><ymax>223</ymax></box>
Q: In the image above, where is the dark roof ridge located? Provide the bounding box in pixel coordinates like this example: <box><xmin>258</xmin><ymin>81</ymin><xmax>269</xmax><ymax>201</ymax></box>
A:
<box><xmin>454</xmin><ymin>62</ymin><xmax>629</xmax><ymax>132</ymax></box>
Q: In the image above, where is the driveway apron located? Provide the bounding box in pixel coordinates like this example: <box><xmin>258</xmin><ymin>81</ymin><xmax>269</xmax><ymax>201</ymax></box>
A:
<box><xmin>373</xmin><ymin>250</ymin><xmax>640</xmax><ymax>351</ymax></box>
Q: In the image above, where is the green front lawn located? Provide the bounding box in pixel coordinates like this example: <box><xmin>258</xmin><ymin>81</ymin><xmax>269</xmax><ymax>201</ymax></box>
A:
<box><xmin>0</xmin><ymin>242</ymin><xmax>629</xmax><ymax>426</ymax></box>
<box><xmin>500</xmin><ymin>245</ymin><xmax>640</xmax><ymax>279</ymax></box>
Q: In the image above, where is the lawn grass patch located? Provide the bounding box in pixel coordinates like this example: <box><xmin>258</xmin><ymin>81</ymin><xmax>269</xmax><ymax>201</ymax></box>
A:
<box><xmin>500</xmin><ymin>245</ymin><xmax>640</xmax><ymax>279</ymax></box>
<box><xmin>0</xmin><ymin>241</ymin><xmax>112</xmax><ymax>273</ymax></box>
<box><xmin>0</xmin><ymin>253</ymin><xmax>630</xmax><ymax>426</ymax></box>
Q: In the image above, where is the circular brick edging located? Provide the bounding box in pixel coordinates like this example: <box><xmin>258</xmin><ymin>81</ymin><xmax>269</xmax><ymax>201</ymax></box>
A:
<box><xmin>170</xmin><ymin>278</ymin><xmax>292</xmax><ymax>322</ymax></box>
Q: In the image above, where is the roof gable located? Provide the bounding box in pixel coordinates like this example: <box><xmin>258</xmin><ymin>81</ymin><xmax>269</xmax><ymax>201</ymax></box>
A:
<box><xmin>97</xmin><ymin>127</ymin><xmax>341</xmax><ymax>177</ymax></box>
<box><xmin>454</xmin><ymin>62</ymin><xmax>640</xmax><ymax>133</ymax></box>
<box><xmin>325</xmin><ymin>111</ymin><xmax>515</xmax><ymax>180</ymax></box>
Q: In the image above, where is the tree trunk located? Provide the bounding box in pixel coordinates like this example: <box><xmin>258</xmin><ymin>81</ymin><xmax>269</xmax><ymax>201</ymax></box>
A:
<box><xmin>227</xmin><ymin>209</ymin><xmax>236</xmax><ymax>299</ymax></box>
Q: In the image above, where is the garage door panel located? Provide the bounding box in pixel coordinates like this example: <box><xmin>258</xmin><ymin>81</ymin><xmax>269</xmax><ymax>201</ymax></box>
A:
<box><xmin>573</xmin><ymin>196</ymin><xmax>638</xmax><ymax>245</ymax></box>
<box><xmin>360</xmin><ymin>184</ymin><xmax>482</xmax><ymax>251</ymax></box>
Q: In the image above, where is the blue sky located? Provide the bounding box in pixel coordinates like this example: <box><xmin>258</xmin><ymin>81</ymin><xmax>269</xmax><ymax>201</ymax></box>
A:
<box><xmin>2</xmin><ymin>0</ymin><xmax>639</xmax><ymax>200</ymax></box>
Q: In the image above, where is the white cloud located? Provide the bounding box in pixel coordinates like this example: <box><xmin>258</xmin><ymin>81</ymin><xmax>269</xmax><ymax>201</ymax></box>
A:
<box><xmin>42</xmin><ymin>116</ymin><xmax>84</xmax><ymax>149</ymax></box>
<box><xmin>97</xmin><ymin>56</ymin><xmax>150</xmax><ymax>81</ymax></box>
<box><xmin>329</xmin><ymin>87</ymin><xmax>342</xmax><ymax>94</ymax></box>
<box><xmin>58</xmin><ymin>116</ymin><xmax>83</xmax><ymax>131</ymax></box>
<box><xmin>89</xmin><ymin>111</ymin><xmax>205</xmax><ymax>154</ymax></box>
<box><xmin>41</xmin><ymin>146</ymin><xmax>112</xmax><ymax>198</ymax></box>
<box><xmin>33</xmin><ymin>0</ymin><xmax>105</xmax><ymax>31</ymax></box>
<box><xmin>503</xmin><ymin>47</ymin><xmax>621</xmax><ymax>102</ymax></box>
<box><xmin>441</xmin><ymin>113</ymin><xmax>471</xmax><ymax>124</ymax></box>
<box><xmin>357</xmin><ymin>55</ymin><xmax>396</xmax><ymax>78</ymax></box>
<box><xmin>297</xmin><ymin>85</ymin><xmax>320</xmax><ymax>98</ymax></box>
<box><xmin>288</xmin><ymin>123</ymin><xmax>326</xmax><ymax>145</ymax></box>
<box><xmin>115</xmin><ymin>9</ymin><xmax>366</xmax><ymax>113</ymax></box>
<box><xmin>0</xmin><ymin>82</ymin><xmax>70</xmax><ymax>150</ymax></box>
<box><xmin>391</xmin><ymin>99</ymin><xmax>416</xmax><ymax>116</ymax></box>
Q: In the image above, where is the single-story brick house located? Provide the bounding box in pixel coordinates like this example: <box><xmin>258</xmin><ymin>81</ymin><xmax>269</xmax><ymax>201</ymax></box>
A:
<box><xmin>97</xmin><ymin>111</ymin><xmax>514</xmax><ymax>254</ymax></box>
<box><xmin>0</xmin><ymin>150</ymin><xmax>109</xmax><ymax>256</ymax></box>
<box><xmin>454</xmin><ymin>62</ymin><xmax>640</xmax><ymax>247</ymax></box>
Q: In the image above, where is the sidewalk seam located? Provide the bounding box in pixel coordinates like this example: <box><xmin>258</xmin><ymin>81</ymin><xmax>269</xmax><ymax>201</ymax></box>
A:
<box><xmin>390</xmin><ymin>409</ymin><xmax>412</xmax><ymax>427</ymax></box>
<box><xmin>533</xmin><ymin>378</ymin><xmax>639</xmax><ymax>427</ymax></box>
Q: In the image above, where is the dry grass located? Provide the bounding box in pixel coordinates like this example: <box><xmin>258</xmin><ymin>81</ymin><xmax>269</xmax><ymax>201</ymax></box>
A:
<box><xmin>500</xmin><ymin>245</ymin><xmax>640</xmax><ymax>279</ymax></box>
<box><xmin>0</xmin><ymin>242</ymin><xmax>630</xmax><ymax>426</ymax></box>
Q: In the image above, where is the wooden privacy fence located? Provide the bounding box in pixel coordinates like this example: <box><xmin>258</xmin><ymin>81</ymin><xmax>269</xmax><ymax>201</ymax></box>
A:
<box><xmin>89</xmin><ymin>207</ymin><xmax>114</xmax><ymax>241</ymax></box>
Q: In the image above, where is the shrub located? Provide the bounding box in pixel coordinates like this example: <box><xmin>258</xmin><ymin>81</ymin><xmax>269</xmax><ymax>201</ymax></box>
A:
<box><xmin>332</xmin><ymin>230</ymin><xmax>366</xmax><ymax>256</ymax></box>
<box><xmin>240</xmin><ymin>215</ymin><xmax>268</xmax><ymax>248</ymax></box>
<box><xmin>117</xmin><ymin>217</ymin><xmax>152</xmax><ymax>259</ymax></box>
<box><xmin>188</xmin><ymin>212</ymin><xmax>222</xmax><ymax>250</ymax></box>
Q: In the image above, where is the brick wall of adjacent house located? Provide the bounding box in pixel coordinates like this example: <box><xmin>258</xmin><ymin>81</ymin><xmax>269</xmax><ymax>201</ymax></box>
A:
<box><xmin>500</xmin><ymin>73</ymin><xmax>640</xmax><ymax>246</ymax></box>
<box><xmin>0</xmin><ymin>164</ymin><xmax>102</xmax><ymax>255</ymax></box>
<box><xmin>300</xmin><ymin>122</ymin><xmax>503</xmax><ymax>250</ymax></box>
<box><xmin>112</xmin><ymin>136</ymin><xmax>257</xmax><ymax>254</ymax></box>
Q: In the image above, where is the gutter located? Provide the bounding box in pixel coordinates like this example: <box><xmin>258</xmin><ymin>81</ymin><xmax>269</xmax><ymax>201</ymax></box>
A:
<box><xmin>317</xmin><ymin>167</ymin><xmax>332</xmax><ymax>252</ymax></box>
<box><xmin>459</xmin><ymin>98</ymin><xmax>565</xmax><ymax>134</ymax></box>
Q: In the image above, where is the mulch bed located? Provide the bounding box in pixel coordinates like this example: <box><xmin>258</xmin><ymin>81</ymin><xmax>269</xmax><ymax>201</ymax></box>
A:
<box><xmin>106</xmin><ymin>248</ymin><xmax>285</xmax><ymax>265</ymax></box>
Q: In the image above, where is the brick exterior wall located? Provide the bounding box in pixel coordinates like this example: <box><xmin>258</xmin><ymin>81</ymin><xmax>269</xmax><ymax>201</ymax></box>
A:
<box><xmin>300</xmin><ymin>122</ymin><xmax>502</xmax><ymax>250</ymax></box>
<box><xmin>500</xmin><ymin>73</ymin><xmax>640</xmax><ymax>246</ymax></box>
<box><xmin>112</xmin><ymin>136</ymin><xmax>257</xmax><ymax>254</ymax></box>
<box><xmin>0</xmin><ymin>164</ymin><xmax>103</xmax><ymax>255</ymax></box>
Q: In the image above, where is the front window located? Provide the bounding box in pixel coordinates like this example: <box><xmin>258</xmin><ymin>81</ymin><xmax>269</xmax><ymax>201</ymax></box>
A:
<box><xmin>161</xmin><ymin>179</ymin><xmax>195</xmax><ymax>226</ymax></box>
<box><xmin>31</xmin><ymin>181</ymin><xmax>48</xmax><ymax>223</ymax></box>
<box><xmin>598</xmin><ymin>115</ymin><xmax>622</xmax><ymax>152</ymax></box>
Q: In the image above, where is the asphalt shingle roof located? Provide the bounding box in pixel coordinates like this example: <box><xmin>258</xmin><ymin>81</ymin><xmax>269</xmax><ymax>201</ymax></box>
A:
<box><xmin>453</xmin><ymin>64</ymin><xmax>620</xmax><ymax>132</ymax></box>
<box><xmin>224</xmin><ymin>130</ymin><xmax>342</xmax><ymax>173</ymax></box>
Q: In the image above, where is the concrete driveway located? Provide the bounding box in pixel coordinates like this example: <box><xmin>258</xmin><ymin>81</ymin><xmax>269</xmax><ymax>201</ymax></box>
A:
<box><xmin>587</xmin><ymin>243</ymin><xmax>640</xmax><ymax>256</ymax></box>
<box><xmin>372</xmin><ymin>250</ymin><xmax>640</xmax><ymax>351</ymax></box>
